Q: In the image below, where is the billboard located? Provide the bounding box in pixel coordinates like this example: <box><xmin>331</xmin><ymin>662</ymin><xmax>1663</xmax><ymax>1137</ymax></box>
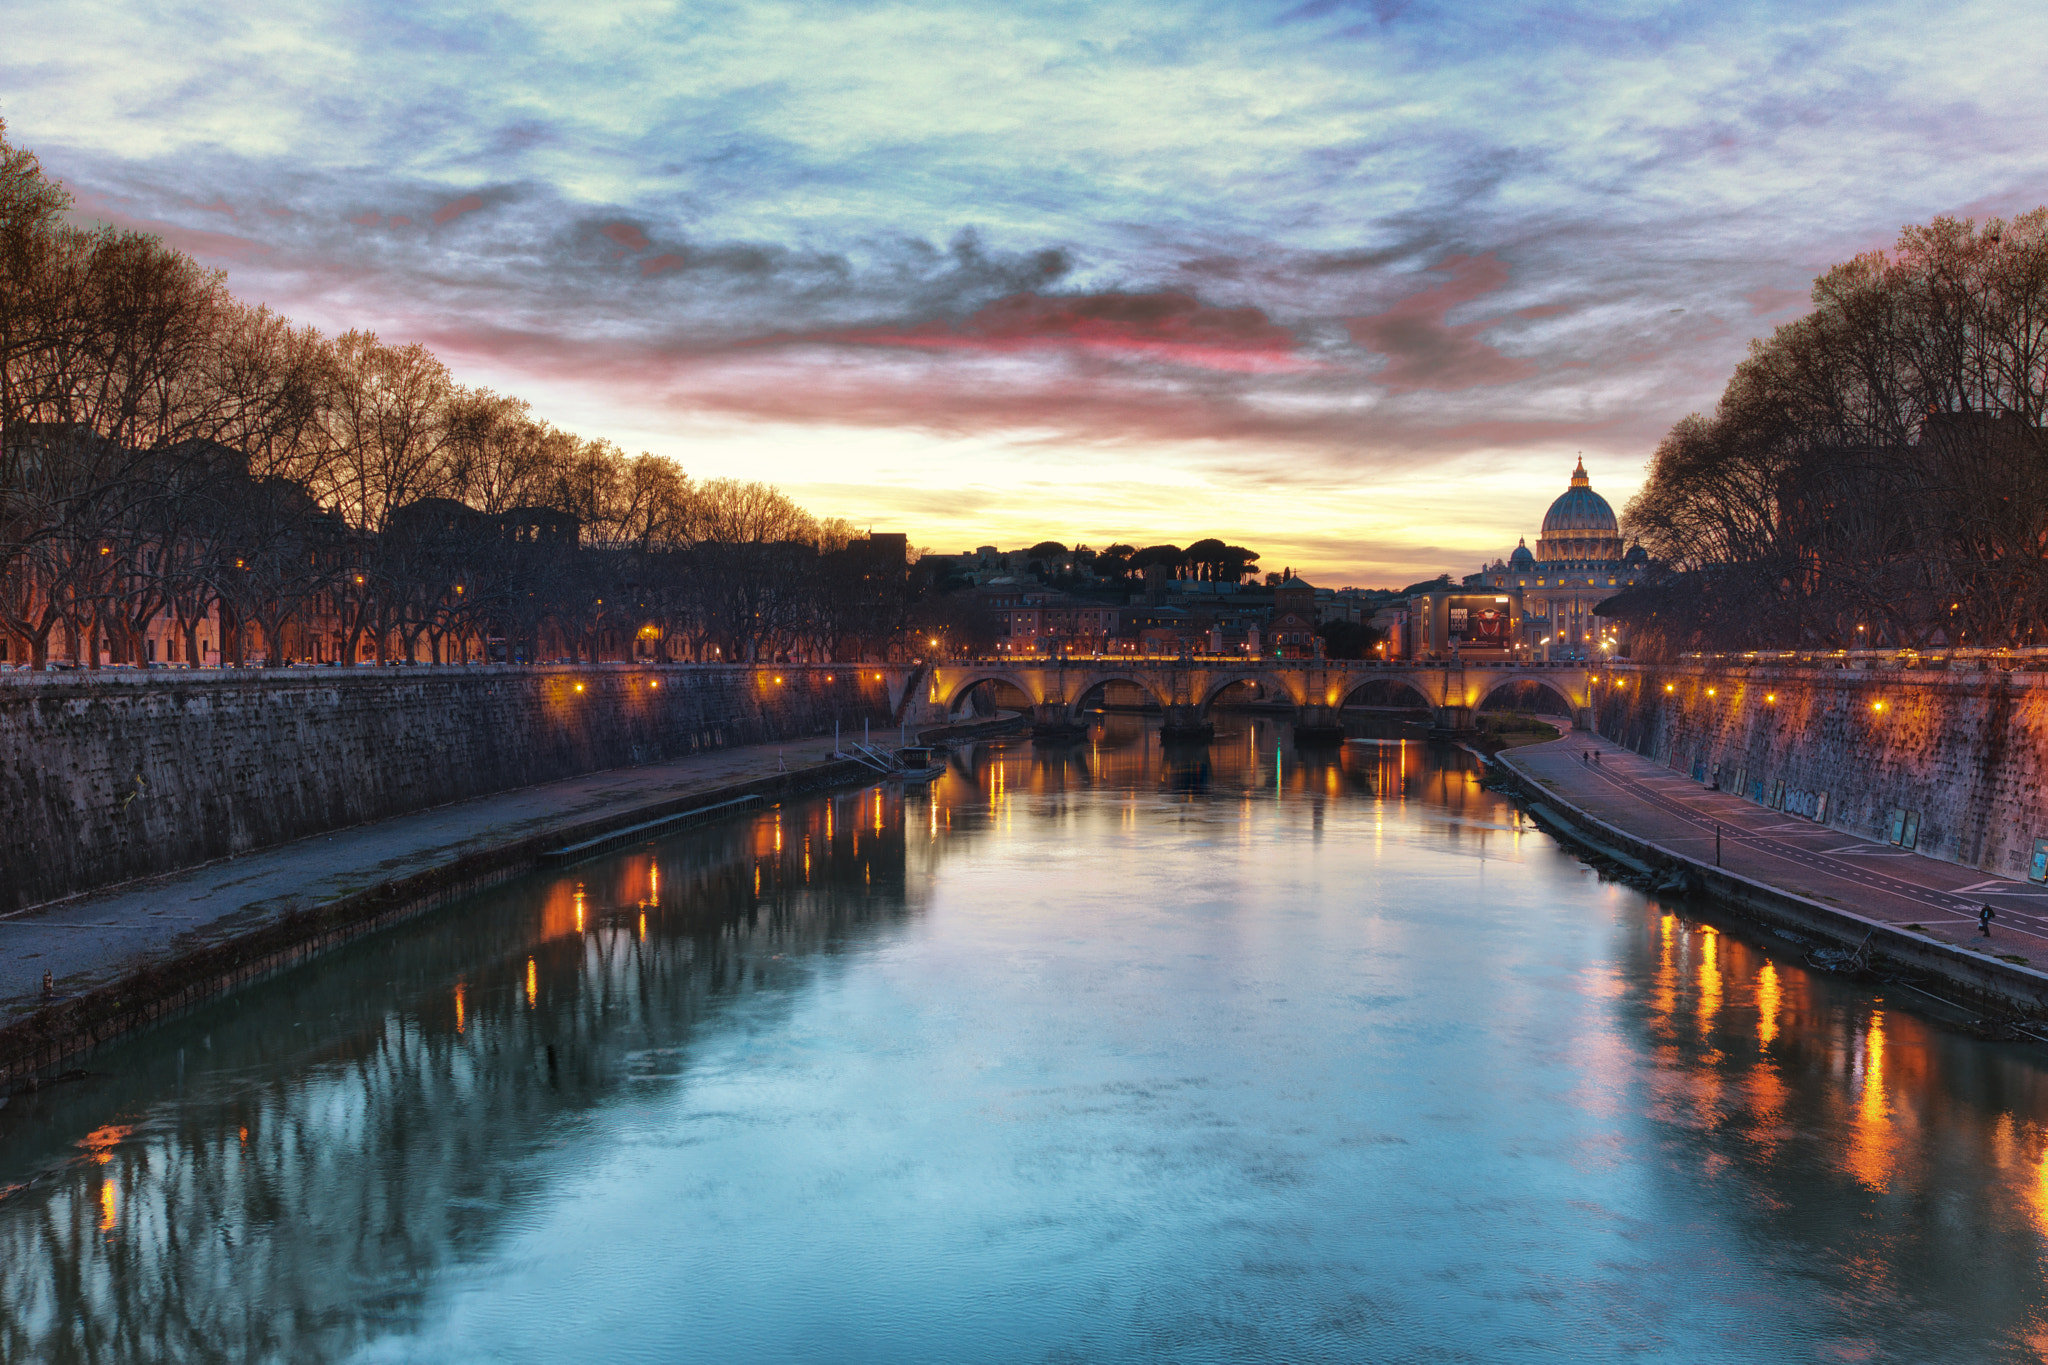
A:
<box><xmin>1448</xmin><ymin>598</ymin><xmax>1512</xmax><ymax>646</ymax></box>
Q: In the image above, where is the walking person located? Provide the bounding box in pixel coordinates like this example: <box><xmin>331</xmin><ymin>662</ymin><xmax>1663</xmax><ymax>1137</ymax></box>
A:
<box><xmin>1981</xmin><ymin>903</ymin><xmax>1997</xmax><ymax>937</ymax></box>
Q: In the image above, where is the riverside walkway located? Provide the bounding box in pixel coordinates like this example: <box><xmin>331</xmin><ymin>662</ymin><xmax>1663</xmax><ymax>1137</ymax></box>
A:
<box><xmin>1504</xmin><ymin>733</ymin><xmax>2048</xmax><ymax>965</ymax></box>
<box><xmin>0</xmin><ymin>734</ymin><xmax>861</xmax><ymax>1027</ymax></box>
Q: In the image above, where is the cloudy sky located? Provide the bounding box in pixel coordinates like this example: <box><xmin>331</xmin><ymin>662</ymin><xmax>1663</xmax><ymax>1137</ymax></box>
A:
<box><xmin>7</xmin><ymin>0</ymin><xmax>2047</xmax><ymax>583</ymax></box>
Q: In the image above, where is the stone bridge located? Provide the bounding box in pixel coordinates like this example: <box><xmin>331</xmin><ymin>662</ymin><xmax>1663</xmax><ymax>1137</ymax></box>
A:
<box><xmin>915</xmin><ymin>658</ymin><xmax>1598</xmax><ymax>737</ymax></box>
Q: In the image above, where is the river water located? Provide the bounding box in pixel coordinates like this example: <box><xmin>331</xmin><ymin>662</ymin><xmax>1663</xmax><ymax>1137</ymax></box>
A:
<box><xmin>5</xmin><ymin>717</ymin><xmax>2048</xmax><ymax>1363</ymax></box>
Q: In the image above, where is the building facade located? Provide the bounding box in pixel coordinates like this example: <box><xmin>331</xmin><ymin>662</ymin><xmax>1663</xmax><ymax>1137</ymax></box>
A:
<box><xmin>1463</xmin><ymin>458</ymin><xmax>1650</xmax><ymax>660</ymax></box>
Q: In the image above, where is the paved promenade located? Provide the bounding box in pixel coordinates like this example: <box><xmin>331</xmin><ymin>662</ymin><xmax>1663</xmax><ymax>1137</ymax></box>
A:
<box><xmin>1505</xmin><ymin>733</ymin><xmax>2048</xmax><ymax>964</ymax></box>
<box><xmin>0</xmin><ymin>735</ymin><xmax>857</xmax><ymax>1025</ymax></box>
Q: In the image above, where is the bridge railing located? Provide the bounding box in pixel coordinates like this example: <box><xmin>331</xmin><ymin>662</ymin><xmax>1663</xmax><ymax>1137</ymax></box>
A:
<box><xmin>1637</xmin><ymin>647</ymin><xmax>2048</xmax><ymax>672</ymax></box>
<box><xmin>934</xmin><ymin>654</ymin><xmax>1589</xmax><ymax>669</ymax></box>
<box><xmin>0</xmin><ymin>660</ymin><xmax>906</xmax><ymax>687</ymax></box>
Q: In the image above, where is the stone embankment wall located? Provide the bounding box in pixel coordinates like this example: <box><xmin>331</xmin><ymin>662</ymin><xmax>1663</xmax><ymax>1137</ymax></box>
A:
<box><xmin>0</xmin><ymin>664</ymin><xmax>894</xmax><ymax>913</ymax></box>
<box><xmin>1594</xmin><ymin>662</ymin><xmax>2048</xmax><ymax>877</ymax></box>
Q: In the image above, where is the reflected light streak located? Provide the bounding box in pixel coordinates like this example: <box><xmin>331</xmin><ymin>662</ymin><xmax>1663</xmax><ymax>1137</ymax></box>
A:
<box><xmin>1756</xmin><ymin>962</ymin><xmax>1781</xmax><ymax>1047</ymax></box>
<box><xmin>81</xmin><ymin>1125</ymin><xmax>128</xmax><ymax>1165</ymax></box>
<box><xmin>2031</xmin><ymin>1143</ymin><xmax>2048</xmax><ymax>1239</ymax></box>
<box><xmin>98</xmin><ymin>1180</ymin><xmax>116</xmax><ymax>1233</ymax></box>
<box><xmin>526</xmin><ymin>957</ymin><xmax>537</xmax><ymax>1009</ymax></box>
<box><xmin>1698</xmin><ymin>926</ymin><xmax>1722</xmax><ymax>1035</ymax></box>
<box><xmin>1651</xmin><ymin>915</ymin><xmax>1677</xmax><ymax>1031</ymax></box>
<box><xmin>1845</xmin><ymin>1012</ymin><xmax>1893</xmax><ymax>1190</ymax></box>
<box><xmin>454</xmin><ymin>983</ymin><xmax>465</xmax><ymax>1035</ymax></box>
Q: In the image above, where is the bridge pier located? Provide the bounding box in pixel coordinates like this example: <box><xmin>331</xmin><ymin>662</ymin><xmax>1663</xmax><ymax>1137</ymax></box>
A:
<box><xmin>1030</xmin><ymin>702</ymin><xmax>1088</xmax><ymax>740</ymax></box>
<box><xmin>1159</xmin><ymin>704</ymin><xmax>1214</xmax><ymax>742</ymax></box>
<box><xmin>1293</xmin><ymin>703</ymin><xmax>1346</xmax><ymax>745</ymax></box>
<box><xmin>1430</xmin><ymin>704</ymin><xmax>1477</xmax><ymax>739</ymax></box>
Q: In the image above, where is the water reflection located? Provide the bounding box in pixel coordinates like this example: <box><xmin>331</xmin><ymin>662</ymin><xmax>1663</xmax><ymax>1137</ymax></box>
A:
<box><xmin>5</xmin><ymin>716</ymin><xmax>2048</xmax><ymax>1362</ymax></box>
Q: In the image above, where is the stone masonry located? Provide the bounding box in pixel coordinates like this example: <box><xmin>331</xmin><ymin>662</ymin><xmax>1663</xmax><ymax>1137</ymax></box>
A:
<box><xmin>1594</xmin><ymin>662</ymin><xmax>2048</xmax><ymax>878</ymax></box>
<box><xmin>0</xmin><ymin>663</ymin><xmax>896</xmax><ymax>914</ymax></box>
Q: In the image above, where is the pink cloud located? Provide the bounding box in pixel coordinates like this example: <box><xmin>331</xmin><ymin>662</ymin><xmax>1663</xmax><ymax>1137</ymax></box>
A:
<box><xmin>797</xmin><ymin>290</ymin><xmax>1310</xmax><ymax>374</ymax></box>
<box><xmin>640</xmin><ymin>252</ymin><xmax>687</xmax><ymax>275</ymax></box>
<box><xmin>349</xmin><ymin>211</ymin><xmax>382</xmax><ymax>227</ymax></box>
<box><xmin>389</xmin><ymin>215</ymin><xmax>413</xmax><ymax>227</ymax></box>
<box><xmin>601</xmin><ymin>222</ymin><xmax>650</xmax><ymax>252</ymax></box>
<box><xmin>431</xmin><ymin>194</ymin><xmax>484</xmax><ymax>227</ymax></box>
<box><xmin>1346</xmin><ymin>254</ymin><xmax>1538</xmax><ymax>392</ymax></box>
<box><xmin>408</xmin><ymin>315</ymin><xmax>1589</xmax><ymax>462</ymax></box>
<box><xmin>1744</xmin><ymin>285</ymin><xmax>1809</xmax><ymax>316</ymax></box>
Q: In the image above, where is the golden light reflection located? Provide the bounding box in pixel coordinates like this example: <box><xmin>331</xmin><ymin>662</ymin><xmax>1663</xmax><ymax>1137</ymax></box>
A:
<box><xmin>638</xmin><ymin>911</ymin><xmax>646</xmax><ymax>941</ymax></box>
<box><xmin>98</xmin><ymin>1179</ymin><xmax>117</xmax><ymax>1232</ymax></box>
<box><xmin>1651</xmin><ymin>914</ymin><xmax>1677</xmax><ymax>1031</ymax></box>
<box><xmin>454</xmin><ymin>982</ymin><xmax>465</xmax><ymax>1034</ymax></box>
<box><xmin>2030</xmin><ymin>1141</ymin><xmax>2048</xmax><ymax>1238</ymax></box>
<box><xmin>1697</xmin><ymin>925</ymin><xmax>1722</xmax><ymax>1035</ymax></box>
<box><xmin>1844</xmin><ymin>1012</ymin><xmax>1893</xmax><ymax>1190</ymax></box>
<box><xmin>81</xmin><ymin>1124</ymin><xmax>128</xmax><ymax>1165</ymax></box>
<box><xmin>525</xmin><ymin>957</ymin><xmax>537</xmax><ymax>1008</ymax></box>
<box><xmin>1756</xmin><ymin>962</ymin><xmax>1781</xmax><ymax>1047</ymax></box>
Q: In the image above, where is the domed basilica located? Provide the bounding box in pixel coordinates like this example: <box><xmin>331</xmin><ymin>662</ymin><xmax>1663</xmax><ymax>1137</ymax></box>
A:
<box><xmin>1463</xmin><ymin>458</ymin><xmax>1650</xmax><ymax>660</ymax></box>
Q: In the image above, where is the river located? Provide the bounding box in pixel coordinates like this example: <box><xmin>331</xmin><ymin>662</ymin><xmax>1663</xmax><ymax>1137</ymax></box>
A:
<box><xmin>4</xmin><ymin>716</ymin><xmax>2048</xmax><ymax>1363</ymax></box>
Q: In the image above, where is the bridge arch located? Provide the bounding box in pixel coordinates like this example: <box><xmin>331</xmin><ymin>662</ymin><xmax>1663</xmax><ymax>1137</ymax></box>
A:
<box><xmin>1336</xmin><ymin>675</ymin><xmax>1437</xmax><ymax>711</ymax></box>
<box><xmin>938</xmin><ymin>670</ymin><xmax>1041</xmax><ymax>716</ymax></box>
<box><xmin>1472</xmin><ymin>673</ymin><xmax>1581</xmax><ymax>716</ymax></box>
<box><xmin>1199</xmin><ymin>671</ymin><xmax>1308</xmax><ymax>711</ymax></box>
<box><xmin>1069</xmin><ymin>673</ymin><xmax>1176</xmax><ymax>716</ymax></box>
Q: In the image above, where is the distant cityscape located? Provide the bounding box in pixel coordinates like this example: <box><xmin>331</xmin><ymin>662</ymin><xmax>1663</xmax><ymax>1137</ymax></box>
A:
<box><xmin>914</xmin><ymin>460</ymin><xmax>1647</xmax><ymax>664</ymax></box>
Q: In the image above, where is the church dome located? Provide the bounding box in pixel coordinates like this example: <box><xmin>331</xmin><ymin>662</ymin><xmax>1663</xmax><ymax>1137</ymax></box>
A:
<box><xmin>1534</xmin><ymin>458</ymin><xmax>1622</xmax><ymax>563</ymax></box>
<box><xmin>1541</xmin><ymin>459</ymin><xmax>1617</xmax><ymax>537</ymax></box>
<box><xmin>1509</xmin><ymin>539</ymin><xmax>1535</xmax><ymax>570</ymax></box>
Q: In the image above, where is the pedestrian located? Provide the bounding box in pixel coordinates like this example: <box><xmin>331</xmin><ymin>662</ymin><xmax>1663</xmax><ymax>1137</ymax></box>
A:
<box><xmin>1981</xmin><ymin>903</ymin><xmax>1997</xmax><ymax>937</ymax></box>
<box><xmin>1594</xmin><ymin>751</ymin><xmax>1603</xmax><ymax>766</ymax></box>
<box><xmin>40</xmin><ymin>971</ymin><xmax>53</xmax><ymax>1001</ymax></box>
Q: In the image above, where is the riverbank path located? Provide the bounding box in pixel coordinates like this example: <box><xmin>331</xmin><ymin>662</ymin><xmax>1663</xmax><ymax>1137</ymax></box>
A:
<box><xmin>1505</xmin><ymin>734</ymin><xmax>2048</xmax><ymax>964</ymax></box>
<box><xmin>0</xmin><ymin>735</ymin><xmax>866</xmax><ymax>1025</ymax></box>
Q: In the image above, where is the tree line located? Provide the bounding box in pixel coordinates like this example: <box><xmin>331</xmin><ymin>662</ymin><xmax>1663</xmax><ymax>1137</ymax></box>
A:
<box><xmin>1618</xmin><ymin>209</ymin><xmax>2048</xmax><ymax>655</ymax></box>
<box><xmin>0</xmin><ymin>123</ymin><xmax>903</xmax><ymax>668</ymax></box>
